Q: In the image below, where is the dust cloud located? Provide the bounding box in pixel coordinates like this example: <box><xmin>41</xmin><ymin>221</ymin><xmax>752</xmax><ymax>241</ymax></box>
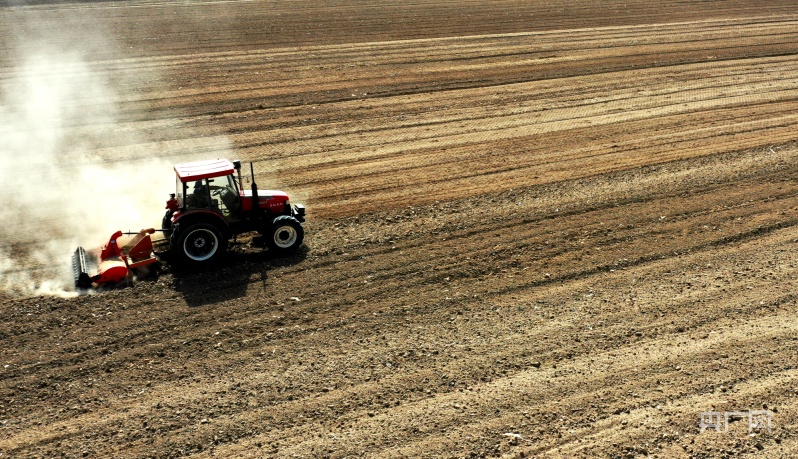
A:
<box><xmin>0</xmin><ymin>19</ymin><xmax>187</xmax><ymax>297</ymax></box>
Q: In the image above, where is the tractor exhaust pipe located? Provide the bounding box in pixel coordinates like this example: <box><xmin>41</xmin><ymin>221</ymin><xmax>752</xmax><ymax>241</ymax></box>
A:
<box><xmin>250</xmin><ymin>162</ymin><xmax>260</xmax><ymax>224</ymax></box>
<box><xmin>233</xmin><ymin>159</ymin><xmax>243</xmax><ymax>190</ymax></box>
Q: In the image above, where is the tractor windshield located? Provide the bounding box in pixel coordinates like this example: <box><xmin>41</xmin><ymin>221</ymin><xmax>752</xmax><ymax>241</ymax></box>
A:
<box><xmin>212</xmin><ymin>175</ymin><xmax>242</xmax><ymax>218</ymax></box>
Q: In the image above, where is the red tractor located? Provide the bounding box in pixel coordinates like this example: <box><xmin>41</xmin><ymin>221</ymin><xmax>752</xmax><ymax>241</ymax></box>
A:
<box><xmin>164</xmin><ymin>158</ymin><xmax>305</xmax><ymax>264</ymax></box>
<box><xmin>73</xmin><ymin>159</ymin><xmax>305</xmax><ymax>289</ymax></box>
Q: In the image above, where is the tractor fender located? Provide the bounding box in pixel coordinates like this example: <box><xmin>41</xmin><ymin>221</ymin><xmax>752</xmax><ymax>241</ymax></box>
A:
<box><xmin>171</xmin><ymin>210</ymin><xmax>231</xmax><ymax>241</ymax></box>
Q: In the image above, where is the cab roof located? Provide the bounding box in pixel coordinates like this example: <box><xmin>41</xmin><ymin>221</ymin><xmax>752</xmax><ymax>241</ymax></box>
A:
<box><xmin>174</xmin><ymin>159</ymin><xmax>236</xmax><ymax>182</ymax></box>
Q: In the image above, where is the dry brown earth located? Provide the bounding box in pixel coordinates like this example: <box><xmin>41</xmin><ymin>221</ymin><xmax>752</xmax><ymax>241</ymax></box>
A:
<box><xmin>2</xmin><ymin>1</ymin><xmax>798</xmax><ymax>458</ymax></box>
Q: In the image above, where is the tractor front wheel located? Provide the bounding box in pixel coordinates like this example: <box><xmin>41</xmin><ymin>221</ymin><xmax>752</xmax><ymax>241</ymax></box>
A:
<box><xmin>175</xmin><ymin>223</ymin><xmax>227</xmax><ymax>265</ymax></box>
<box><xmin>265</xmin><ymin>216</ymin><xmax>304</xmax><ymax>256</ymax></box>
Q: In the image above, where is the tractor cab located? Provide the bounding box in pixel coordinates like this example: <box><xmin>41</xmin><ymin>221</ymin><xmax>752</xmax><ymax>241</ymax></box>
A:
<box><xmin>173</xmin><ymin>159</ymin><xmax>242</xmax><ymax>220</ymax></box>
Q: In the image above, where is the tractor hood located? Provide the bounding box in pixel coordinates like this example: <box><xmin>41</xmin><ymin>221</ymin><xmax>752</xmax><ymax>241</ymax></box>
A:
<box><xmin>241</xmin><ymin>189</ymin><xmax>289</xmax><ymax>200</ymax></box>
<box><xmin>241</xmin><ymin>189</ymin><xmax>290</xmax><ymax>212</ymax></box>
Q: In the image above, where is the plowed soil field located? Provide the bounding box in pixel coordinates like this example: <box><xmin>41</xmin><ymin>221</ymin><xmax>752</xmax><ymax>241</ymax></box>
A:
<box><xmin>2</xmin><ymin>1</ymin><xmax>798</xmax><ymax>458</ymax></box>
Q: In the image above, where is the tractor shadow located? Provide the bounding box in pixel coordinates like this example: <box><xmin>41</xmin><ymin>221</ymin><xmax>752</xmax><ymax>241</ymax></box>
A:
<box><xmin>169</xmin><ymin>243</ymin><xmax>309</xmax><ymax>308</ymax></box>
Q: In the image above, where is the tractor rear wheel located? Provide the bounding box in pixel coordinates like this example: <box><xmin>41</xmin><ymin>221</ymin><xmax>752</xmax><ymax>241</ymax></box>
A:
<box><xmin>265</xmin><ymin>215</ymin><xmax>304</xmax><ymax>255</ymax></box>
<box><xmin>175</xmin><ymin>223</ymin><xmax>227</xmax><ymax>265</ymax></box>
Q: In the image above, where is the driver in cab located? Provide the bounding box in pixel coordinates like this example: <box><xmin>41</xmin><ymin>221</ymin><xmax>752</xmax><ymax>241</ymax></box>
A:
<box><xmin>188</xmin><ymin>180</ymin><xmax>209</xmax><ymax>208</ymax></box>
